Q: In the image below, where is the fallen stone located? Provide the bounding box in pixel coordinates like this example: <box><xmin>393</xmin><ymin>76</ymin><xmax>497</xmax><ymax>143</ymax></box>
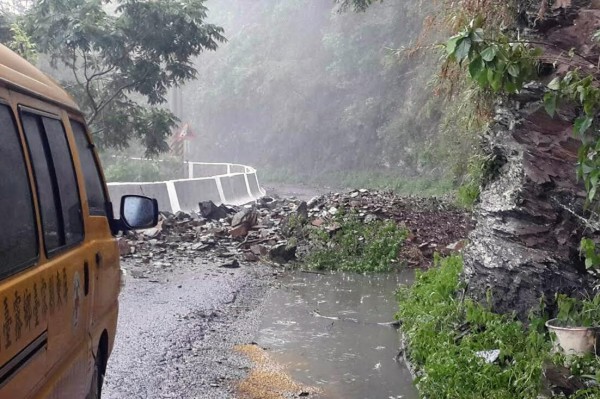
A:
<box><xmin>269</xmin><ymin>242</ymin><xmax>297</xmax><ymax>263</ymax></box>
<box><xmin>296</xmin><ymin>201</ymin><xmax>308</xmax><ymax>220</ymax></box>
<box><xmin>191</xmin><ymin>242</ymin><xmax>212</xmax><ymax>251</ymax></box>
<box><xmin>118</xmin><ymin>238</ymin><xmax>130</xmax><ymax>256</ymax></box>
<box><xmin>219</xmin><ymin>259</ymin><xmax>240</xmax><ymax>268</ymax></box>
<box><xmin>199</xmin><ymin>201</ymin><xmax>230</xmax><ymax>220</ymax></box>
<box><xmin>244</xmin><ymin>252</ymin><xmax>260</xmax><ymax>262</ymax></box>
<box><xmin>250</xmin><ymin>245</ymin><xmax>269</xmax><ymax>256</ymax></box>
<box><xmin>446</xmin><ymin>240</ymin><xmax>467</xmax><ymax>252</ymax></box>
<box><xmin>174</xmin><ymin>211</ymin><xmax>191</xmax><ymax>220</ymax></box>
<box><xmin>230</xmin><ymin>224</ymin><xmax>250</xmax><ymax>239</ymax></box>
<box><xmin>231</xmin><ymin>209</ymin><xmax>258</xmax><ymax>228</ymax></box>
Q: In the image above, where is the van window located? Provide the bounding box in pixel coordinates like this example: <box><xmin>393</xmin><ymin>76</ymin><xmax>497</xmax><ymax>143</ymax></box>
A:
<box><xmin>0</xmin><ymin>104</ymin><xmax>38</xmax><ymax>277</ymax></box>
<box><xmin>71</xmin><ymin>120</ymin><xmax>107</xmax><ymax>216</ymax></box>
<box><xmin>22</xmin><ymin>112</ymin><xmax>84</xmax><ymax>254</ymax></box>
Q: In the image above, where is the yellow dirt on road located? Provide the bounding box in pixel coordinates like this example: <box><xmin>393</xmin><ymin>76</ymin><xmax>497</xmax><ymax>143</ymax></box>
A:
<box><xmin>235</xmin><ymin>344</ymin><xmax>320</xmax><ymax>399</ymax></box>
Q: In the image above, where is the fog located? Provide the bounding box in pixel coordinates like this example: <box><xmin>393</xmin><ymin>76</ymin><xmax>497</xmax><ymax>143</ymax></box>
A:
<box><xmin>170</xmin><ymin>0</ymin><xmax>442</xmax><ymax>184</ymax></box>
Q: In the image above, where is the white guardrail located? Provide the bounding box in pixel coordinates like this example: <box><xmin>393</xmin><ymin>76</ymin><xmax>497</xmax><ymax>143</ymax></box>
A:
<box><xmin>107</xmin><ymin>162</ymin><xmax>266</xmax><ymax>214</ymax></box>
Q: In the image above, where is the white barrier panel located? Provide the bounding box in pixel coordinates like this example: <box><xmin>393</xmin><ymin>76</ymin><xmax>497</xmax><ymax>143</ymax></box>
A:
<box><xmin>220</xmin><ymin>174</ymin><xmax>253</xmax><ymax>205</ymax></box>
<box><xmin>246</xmin><ymin>172</ymin><xmax>263</xmax><ymax>198</ymax></box>
<box><xmin>173</xmin><ymin>177</ymin><xmax>223</xmax><ymax>209</ymax></box>
<box><xmin>107</xmin><ymin>162</ymin><xmax>265</xmax><ymax>213</ymax></box>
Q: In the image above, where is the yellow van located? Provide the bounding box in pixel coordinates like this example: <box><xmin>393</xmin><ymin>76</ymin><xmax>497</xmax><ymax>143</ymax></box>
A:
<box><xmin>0</xmin><ymin>45</ymin><xmax>158</xmax><ymax>398</ymax></box>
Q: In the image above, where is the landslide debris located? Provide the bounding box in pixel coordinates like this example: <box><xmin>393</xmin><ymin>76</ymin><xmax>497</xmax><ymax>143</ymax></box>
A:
<box><xmin>118</xmin><ymin>190</ymin><xmax>473</xmax><ymax>275</ymax></box>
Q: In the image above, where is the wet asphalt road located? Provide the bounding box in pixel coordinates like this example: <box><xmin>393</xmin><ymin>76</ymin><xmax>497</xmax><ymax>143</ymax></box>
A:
<box><xmin>103</xmin><ymin>259</ymin><xmax>273</xmax><ymax>399</ymax></box>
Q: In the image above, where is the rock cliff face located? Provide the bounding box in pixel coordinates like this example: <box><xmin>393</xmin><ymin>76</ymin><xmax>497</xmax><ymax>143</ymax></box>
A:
<box><xmin>463</xmin><ymin>0</ymin><xmax>600</xmax><ymax>317</ymax></box>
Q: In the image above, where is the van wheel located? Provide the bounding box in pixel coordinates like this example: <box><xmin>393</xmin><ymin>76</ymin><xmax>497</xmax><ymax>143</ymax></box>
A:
<box><xmin>87</xmin><ymin>347</ymin><xmax>105</xmax><ymax>399</ymax></box>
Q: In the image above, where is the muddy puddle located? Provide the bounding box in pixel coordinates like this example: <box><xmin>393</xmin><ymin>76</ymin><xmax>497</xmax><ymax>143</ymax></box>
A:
<box><xmin>256</xmin><ymin>270</ymin><xmax>418</xmax><ymax>399</ymax></box>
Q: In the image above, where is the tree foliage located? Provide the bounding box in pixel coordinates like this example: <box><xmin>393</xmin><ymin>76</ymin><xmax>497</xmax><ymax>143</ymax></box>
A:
<box><xmin>179</xmin><ymin>0</ymin><xmax>452</xmax><ymax>181</ymax></box>
<box><xmin>24</xmin><ymin>0</ymin><xmax>225</xmax><ymax>155</ymax></box>
<box><xmin>335</xmin><ymin>0</ymin><xmax>382</xmax><ymax>12</ymax></box>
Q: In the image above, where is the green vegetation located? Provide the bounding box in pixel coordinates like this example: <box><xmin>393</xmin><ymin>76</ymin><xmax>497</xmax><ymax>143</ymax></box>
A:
<box><xmin>307</xmin><ymin>211</ymin><xmax>407</xmax><ymax>273</ymax></box>
<box><xmin>20</xmin><ymin>0</ymin><xmax>225</xmax><ymax>155</ymax></box>
<box><xmin>261</xmin><ymin>168</ymin><xmax>454</xmax><ymax>197</ymax></box>
<box><xmin>102</xmin><ymin>156</ymin><xmax>184</xmax><ymax>182</ymax></box>
<box><xmin>555</xmin><ymin>293</ymin><xmax>600</xmax><ymax>327</ymax></box>
<box><xmin>444</xmin><ymin>17</ymin><xmax>600</xmax><ymax>263</ymax></box>
<box><xmin>396</xmin><ymin>255</ymin><xmax>600</xmax><ymax>398</ymax></box>
<box><xmin>183</xmin><ymin>1</ymin><xmax>473</xmax><ymax>186</ymax></box>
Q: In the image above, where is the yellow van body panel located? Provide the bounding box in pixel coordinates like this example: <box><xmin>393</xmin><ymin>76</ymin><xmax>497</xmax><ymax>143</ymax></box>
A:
<box><xmin>0</xmin><ymin>45</ymin><xmax>121</xmax><ymax>398</ymax></box>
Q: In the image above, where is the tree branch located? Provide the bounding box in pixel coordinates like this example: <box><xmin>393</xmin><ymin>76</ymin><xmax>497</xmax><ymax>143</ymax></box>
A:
<box><xmin>87</xmin><ymin>74</ymin><xmax>148</xmax><ymax>125</ymax></box>
<box><xmin>81</xmin><ymin>51</ymin><xmax>100</xmax><ymax>114</ymax></box>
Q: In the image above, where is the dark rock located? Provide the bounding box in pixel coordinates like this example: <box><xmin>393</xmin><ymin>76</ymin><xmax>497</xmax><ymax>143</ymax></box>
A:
<box><xmin>296</xmin><ymin>201</ymin><xmax>308</xmax><ymax>220</ymax></box>
<box><xmin>174</xmin><ymin>211</ymin><xmax>191</xmax><ymax>220</ymax></box>
<box><xmin>231</xmin><ymin>209</ymin><xmax>258</xmax><ymax>228</ymax></box>
<box><xmin>230</xmin><ymin>224</ymin><xmax>250</xmax><ymax>239</ymax></box>
<box><xmin>269</xmin><ymin>242</ymin><xmax>297</xmax><ymax>263</ymax></box>
<box><xmin>218</xmin><ymin>259</ymin><xmax>240</xmax><ymax>269</ymax></box>
<box><xmin>243</xmin><ymin>252</ymin><xmax>260</xmax><ymax>262</ymax></box>
<box><xmin>199</xmin><ymin>201</ymin><xmax>230</xmax><ymax>220</ymax></box>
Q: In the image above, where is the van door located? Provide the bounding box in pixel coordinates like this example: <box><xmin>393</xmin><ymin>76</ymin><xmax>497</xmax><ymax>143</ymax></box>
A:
<box><xmin>14</xmin><ymin>105</ymin><xmax>91</xmax><ymax>398</ymax></box>
<box><xmin>68</xmin><ymin>117</ymin><xmax>121</xmax><ymax>377</ymax></box>
<box><xmin>0</xmin><ymin>99</ymin><xmax>49</xmax><ymax>397</ymax></box>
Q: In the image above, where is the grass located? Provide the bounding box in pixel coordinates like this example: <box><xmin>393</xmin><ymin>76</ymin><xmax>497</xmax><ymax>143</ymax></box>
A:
<box><xmin>102</xmin><ymin>156</ymin><xmax>184</xmax><ymax>182</ymax></box>
<box><xmin>261</xmin><ymin>168</ymin><xmax>455</xmax><ymax>197</ymax></box>
<box><xmin>306</xmin><ymin>211</ymin><xmax>408</xmax><ymax>273</ymax></box>
<box><xmin>397</xmin><ymin>255</ymin><xmax>552</xmax><ymax>398</ymax></box>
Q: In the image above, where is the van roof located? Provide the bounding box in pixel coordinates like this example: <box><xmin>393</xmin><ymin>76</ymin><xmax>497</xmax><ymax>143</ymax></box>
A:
<box><xmin>0</xmin><ymin>44</ymin><xmax>79</xmax><ymax>111</ymax></box>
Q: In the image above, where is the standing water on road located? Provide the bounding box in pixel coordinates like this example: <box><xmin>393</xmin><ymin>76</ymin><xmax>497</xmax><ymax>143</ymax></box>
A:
<box><xmin>256</xmin><ymin>270</ymin><xmax>418</xmax><ymax>399</ymax></box>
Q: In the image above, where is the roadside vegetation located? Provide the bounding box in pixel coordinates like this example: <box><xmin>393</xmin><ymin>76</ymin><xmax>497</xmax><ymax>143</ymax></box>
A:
<box><xmin>397</xmin><ymin>255</ymin><xmax>600</xmax><ymax>399</ymax></box>
<box><xmin>261</xmin><ymin>169</ymin><xmax>455</xmax><ymax>198</ymax></box>
<box><xmin>307</xmin><ymin>211</ymin><xmax>408</xmax><ymax>273</ymax></box>
<box><xmin>101</xmin><ymin>154</ymin><xmax>184</xmax><ymax>182</ymax></box>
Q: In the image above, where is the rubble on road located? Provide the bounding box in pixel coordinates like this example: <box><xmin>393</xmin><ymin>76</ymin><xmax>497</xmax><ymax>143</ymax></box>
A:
<box><xmin>118</xmin><ymin>190</ymin><xmax>474</xmax><ymax>274</ymax></box>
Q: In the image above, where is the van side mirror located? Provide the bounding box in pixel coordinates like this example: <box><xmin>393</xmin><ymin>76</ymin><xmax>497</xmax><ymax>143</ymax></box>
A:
<box><xmin>120</xmin><ymin>195</ymin><xmax>159</xmax><ymax>230</ymax></box>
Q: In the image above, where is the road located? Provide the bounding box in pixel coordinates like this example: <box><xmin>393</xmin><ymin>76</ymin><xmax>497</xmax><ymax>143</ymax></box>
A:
<box><xmin>103</xmin><ymin>258</ymin><xmax>274</xmax><ymax>399</ymax></box>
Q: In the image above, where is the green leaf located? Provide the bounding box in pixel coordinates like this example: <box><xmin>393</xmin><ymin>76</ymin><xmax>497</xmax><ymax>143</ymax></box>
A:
<box><xmin>574</xmin><ymin>116</ymin><xmax>593</xmax><ymax>137</ymax></box>
<box><xmin>504</xmin><ymin>80</ymin><xmax>517</xmax><ymax>93</ymax></box>
<box><xmin>490</xmin><ymin>72</ymin><xmax>502</xmax><ymax>92</ymax></box>
<box><xmin>543</xmin><ymin>93</ymin><xmax>557</xmax><ymax>117</ymax></box>
<box><xmin>589</xmin><ymin>183</ymin><xmax>598</xmax><ymax>202</ymax></box>
<box><xmin>468</xmin><ymin>56</ymin><xmax>483</xmax><ymax>78</ymax></box>
<box><xmin>446</xmin><ymin>35</ymin><xmax>461</xmax><ymax>55</ymax></box>
<box><xmin>475</xmin><ymin>69</ymin><xmax>488</xmax><ymax>86</ymax></box>
<box><xmin>507</xmin><ymin>64</ymin><xmax>520</xmax><ymax>78</ymax></box>
<box><xmin>584</xmin><ymin>100</ymin><xmax>595</xmax><ymax>116</ymax></box>
<box><xmin>548</xmin><ymin>77</ymin><xmax>561</xmax><ymax>91</ymax></box>
<box><xmin>471</xmin><ymin>28</ymin><xmax>484</xmax><ymax>43</ymax></box>
<box><xmin>591</xmin><ymin>170</ymin><xmax>600</xmax><ymax>187</ymax></box>
<box><xmin>480</xmin><ymin>46</ymin><xmax>497</xmax><ymax>62</ymax></box>
<box><xmin>455</xmin><ymin>38</ymin><xmax>472</xmax><ymax>62</ymax></box>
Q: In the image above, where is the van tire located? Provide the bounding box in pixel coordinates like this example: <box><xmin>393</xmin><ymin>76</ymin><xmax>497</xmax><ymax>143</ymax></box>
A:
<box><xmin>87</xmin><ymin>346</ymin><xmax>106</xmax><ymax>399</ymax></box>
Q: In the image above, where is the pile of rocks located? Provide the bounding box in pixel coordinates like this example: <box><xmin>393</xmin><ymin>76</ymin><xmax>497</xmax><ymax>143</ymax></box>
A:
<box><xmin>118</xmin><ymin>189</ymin><xmax>473</xmax><ymax>272</ymax></box>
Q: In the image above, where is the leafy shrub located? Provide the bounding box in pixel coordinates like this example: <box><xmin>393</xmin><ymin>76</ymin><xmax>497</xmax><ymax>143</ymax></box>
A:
<box><xmin>104</xmin><ymin>158</ymin><xmax>184</xmax><ymax>182</ymax></box>
<box><xmin>397</xmin><ymin>255</ymin><xmax>551</xmax><ymax>398</ymax></box>
<box><xmin>307</xmin><ymin>212</ymin><xmax>407</xmax><ymax>273</ymax></box>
